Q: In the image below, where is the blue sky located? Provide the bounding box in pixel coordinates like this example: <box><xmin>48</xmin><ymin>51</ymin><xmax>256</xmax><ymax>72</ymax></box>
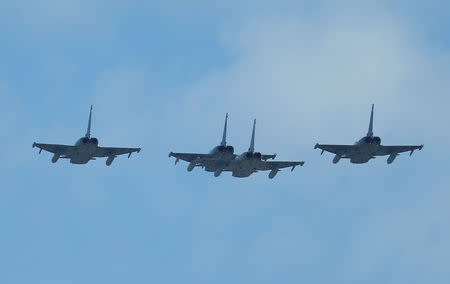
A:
<box><xmin>1</xmin><ymin>1</ymin><xmax>449</xmax><ymax>283</ymax></box>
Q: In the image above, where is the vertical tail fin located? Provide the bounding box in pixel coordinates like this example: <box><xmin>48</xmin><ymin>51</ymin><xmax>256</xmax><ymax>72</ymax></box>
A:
<box><xmin>85</xmin><ymin>105</ymin><xmax>93</xmax><ymax>138</ymax></box>
<box><xmin>248</xmin><ymin>119</ymin><xmax>256</xmax><ymax>152</ymax></box>
<box><xmin>367</xmin><ymin>104</ymin><xmax>374</xmax><ymax>137</ymax></box>
<box><xmin>220</xmin><ymin>113</ymin><xmax>228</xmax><ymax>146</ymax></box>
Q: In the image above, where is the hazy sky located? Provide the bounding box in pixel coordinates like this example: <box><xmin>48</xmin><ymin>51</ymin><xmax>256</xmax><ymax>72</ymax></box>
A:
<box><xmin>1</xmin><ymin>1</ymin><xmax>449</xmax><ymax>283</ymax></box>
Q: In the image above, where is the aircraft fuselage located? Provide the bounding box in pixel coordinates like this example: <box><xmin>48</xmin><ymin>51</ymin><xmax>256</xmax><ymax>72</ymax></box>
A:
<box><xmin>70</xmin><ymin>137</ymin><xmax>99</xmax><ymax>164</ymax></box>
<box><xmin>230</xmin><ymin>155</ymin><xmax>260</xmax><ymax>177</ymax></box>
<box><xmin>347</xmin><ymin>137</ymin><xmax>381</xmax><ymax>164</ymax></box>
<box><xmin>203</xmin><ymin>156</ymin><xmax>234</xmax><ymax>172</ymax></box>
<box><xmin>203</xmin><ymin>145</ymin><xmax>235</xmax><ymax>172</ymax></box>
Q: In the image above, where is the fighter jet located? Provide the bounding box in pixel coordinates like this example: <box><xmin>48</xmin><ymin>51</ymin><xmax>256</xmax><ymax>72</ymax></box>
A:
<box><xmin>223</xmin><ymin>119</ymin><xmax>305</xmax><ymax>179</ymax></box>
<box><xmin>314</xmin><ymin>104</ymin><xmax>423</xmax><ymax>164</ymax></box>
<box><xmin>33</xmin><ymin>105</ymin><xmax>141</xmax><ymax>165</ymax></box>
<box><xmin>169</xmin><ymin>114</ymin><xmax>276</xmax><ymax>176</ymax></box>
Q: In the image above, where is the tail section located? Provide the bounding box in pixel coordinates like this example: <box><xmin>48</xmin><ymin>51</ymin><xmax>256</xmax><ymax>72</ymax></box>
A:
<box><xmin>367</xmin><ymin>104</ymin><xmax>374</xmax><ymax>137</ymax></box>
<box><xmin>220</xmin><ymin>113</ymin><xmax>228</xmax><ymax>146</ymax></box>
<box><xmin>85</xmin><ymin>105</ymin><xmax>93</xmax><ymax>138</ymax></box>
<box><xmin>248</xmin><ymin>119</ymin><xmax>256</xmax><ymax>152</ymax></box>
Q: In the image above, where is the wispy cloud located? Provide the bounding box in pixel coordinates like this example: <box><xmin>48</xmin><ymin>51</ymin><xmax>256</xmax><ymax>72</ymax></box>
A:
<box><xmin>169</xmin><ymin>6</ymin><xmax>449</xmax><ymax>153</ymax></box>
<box><xmin>0</xmin><ymin>0</ymin><xmax>119</xmax><ymax>37</ymax></box>
<box><xmin>2</xmin><ymin>1</ymin><xmax>450</xmax><ymax>283</ymax></box>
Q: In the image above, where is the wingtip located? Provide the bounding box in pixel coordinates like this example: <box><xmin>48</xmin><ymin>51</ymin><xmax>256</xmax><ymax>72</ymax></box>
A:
<box><xmin>291</xmin><ymin>161</ymin><xmax>305</xmax><ymax>172</ymax></box>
